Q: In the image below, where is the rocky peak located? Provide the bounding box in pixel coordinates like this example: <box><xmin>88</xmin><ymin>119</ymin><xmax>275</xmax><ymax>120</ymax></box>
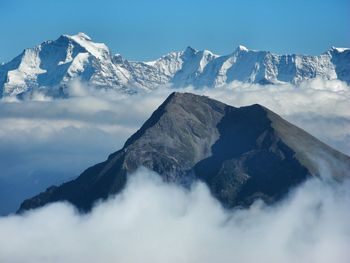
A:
<box><xmin>18</xmin><ymin>93</ymin><xmax>350</xmax><ymax>213</ymax></box>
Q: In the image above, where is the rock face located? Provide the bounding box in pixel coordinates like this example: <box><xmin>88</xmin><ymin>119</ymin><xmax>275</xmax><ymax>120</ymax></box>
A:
<box><xmin>1</xmin><ymin>33</ymin><xmax>349</xmax><ymax>98</ymax></box>
<box><xmin>18</xmin><ymin>92</ymin><xmax>350</xmax><ymax>212</ymax></box>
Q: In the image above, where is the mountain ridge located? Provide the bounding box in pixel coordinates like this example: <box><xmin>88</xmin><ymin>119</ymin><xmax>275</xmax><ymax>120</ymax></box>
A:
<box><xmin>18</xmin><ymin>92</ymin><xmax>350</xmax><ymax>213</ymax></box>
<box><xmin>1</xmin><ymin>33</ymin><xmax>349</xmax><ymax>98</ymax></box>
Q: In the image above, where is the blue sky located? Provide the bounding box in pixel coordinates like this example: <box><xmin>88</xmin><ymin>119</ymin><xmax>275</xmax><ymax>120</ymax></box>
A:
<box><xmin>0</xmin><ymin>0</ymin><xmax>349</xmax><ymax>62</ymax></box>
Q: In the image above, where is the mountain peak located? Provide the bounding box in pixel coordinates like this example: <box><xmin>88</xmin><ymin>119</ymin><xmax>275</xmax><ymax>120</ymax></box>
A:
<box><xmin>123</xmin><ymin>92</ymin><xmax>226</xmax><ymax>148</ymax></box>
<box><xmin>18</xmin><ymin>92</ymin><xmax>350</xmax><ymax>213</ymax></box>
<box><xmin>162</xmin><ymin>92</ymin><xmax>230</xmax><ymax>113</ymax></box>
<box><xmin>236</xmin><ymin>45</ymin><xmax>249</xmax><ymax>52</ymax></box>
<box><xmin>60</xmin><ymin>32</ymin><xmax>110</xmax><ymax>60</ymax></box>
<box><xmin>184</xmin><ymin>46</ymin><xmax>197</xmax><ymax>55</ymax></box>
<box><xmin>64</xmin><ymin>32</ymin><xmax>92</xmax><ymax>41</ymax></box>
<box><xmin>75</xmin><ymin>32</ymin><xmax>92</xmax><ymax>40</ymax></box>
<box><xmin>329</xmin><ymin>46</ymin><xmax>350</xmax><ymax>53</ymax></box>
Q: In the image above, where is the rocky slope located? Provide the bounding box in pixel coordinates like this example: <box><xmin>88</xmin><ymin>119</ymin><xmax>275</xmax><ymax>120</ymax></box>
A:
<box><xmin>1</xmin><ymin>33</ymin><xmax>349</xmax><ymax>98</ymax></box>
<box><xmin>18</xmin><ymin>92</ymin><xmax>350</xmax><ymax>212</ymax></box>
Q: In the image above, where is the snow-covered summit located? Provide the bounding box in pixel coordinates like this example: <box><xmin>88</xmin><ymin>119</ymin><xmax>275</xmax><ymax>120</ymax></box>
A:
<box><xmin>0</xmin><ymin>33</ymin><xmax>349</xmax><ymax>98</ymax></box>
<box><xmin>62</xmin><ymin>33</ymin><xmax>110</xmax><ymax>60</ymax></box>
<box><xmin>72</xmin><ymin>32</ymin><xmax>92</xmax><ymax>40</ymax></box>
<box><xmin>329</xmin><ymin>46</ymin><xmax>350</xmax><ymax>53</ymax></box>
<box><xmin>236</xmin><ymin>45</ymin><xmax>249</xmax><ymax>52</ymax></box>
<box><xmin>0</xmin><ymin>33</ymin><xmax>133</xmax><ymax>97</ymax></box>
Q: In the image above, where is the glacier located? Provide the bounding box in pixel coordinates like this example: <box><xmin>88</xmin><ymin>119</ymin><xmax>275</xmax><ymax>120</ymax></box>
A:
<box><xmin>0</xmin><ymin>32</ymin><xmax>349</xmax><ymax>98</ymax></box>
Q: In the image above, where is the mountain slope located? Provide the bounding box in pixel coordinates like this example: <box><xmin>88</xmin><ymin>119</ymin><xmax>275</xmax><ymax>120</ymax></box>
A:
<box><xmin>1</xmin><ymin>33</ymin><xmax>349</xmax><ymax>98</ymax></box>
<box><xmin>18</xmin><ymin>92</ymin><xmax>350</xmax><ymax>212</ymax></box>
<box><xmin>0</xmin><ymin>33</ymin><xmax>134</xmax><ymax>97</ymax></box>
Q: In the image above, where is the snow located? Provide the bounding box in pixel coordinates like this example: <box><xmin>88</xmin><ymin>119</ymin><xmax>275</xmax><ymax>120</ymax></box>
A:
<box><xmin>65</xmin><ymin>33</ymin><xmax>110</xmax><ymax>60</ymax></box>
<box><xmin>65</xmin><ymin>52</ymin><xmax>90</xmax><ymax>77</ymax></box>
<box><xmin>236</xmin><ymin>45</ymin><xmax>249</xmax><ymax>52</ymax></box>
<box><xmin>331</xmin><ymin>47</ymin><xmax>350</xmax><ymax>53</ymax></box>
<box><xmin>0</xmin><ymin>33</ymin><xmax>349</xmax><ymax>98</ymax></box>
<box><xmin>143</xmin><ymin>60</ymin><xmax>157</xmax><ymax>66</ymax></box>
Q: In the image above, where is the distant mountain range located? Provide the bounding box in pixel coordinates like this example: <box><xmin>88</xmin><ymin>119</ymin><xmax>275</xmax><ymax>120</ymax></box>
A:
<box><xmin>1</xmin><ymin>33</ymin><xmax>349</xmax><ymax>98</ymax></box>
<box><xmin>19</xmin><ymin>92</ymin><xmax>350</xmax><ymax>212</ymax></box>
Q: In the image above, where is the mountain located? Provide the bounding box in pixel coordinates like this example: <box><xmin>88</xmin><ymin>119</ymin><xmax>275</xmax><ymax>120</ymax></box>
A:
<box><xmin>1</xmin><ymin>33</ymin><xmax>349</xmax><ymax>98</ymax></box>
<box><xmin>18</xmin><ymin>92</ymin><xmax>350</xmax><ymax>212</ymax></box>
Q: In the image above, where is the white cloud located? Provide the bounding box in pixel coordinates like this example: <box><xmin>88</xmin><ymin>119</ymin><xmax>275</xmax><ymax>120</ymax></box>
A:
<box><xmin>0</xmin><ymin>168</ymin><xmax>349</xmax><ymax>263</ymax></box>
<box><xmin>1</xmin><ymin>79</ymin><xmax>350</xmax><ymax>261</ymax></box>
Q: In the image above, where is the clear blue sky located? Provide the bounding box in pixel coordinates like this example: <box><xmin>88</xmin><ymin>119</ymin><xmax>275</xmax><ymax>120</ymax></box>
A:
<box><xmin>0</xmin><ymin>0</ymin><xmax>349</xmax><ymax>62</ymax></box>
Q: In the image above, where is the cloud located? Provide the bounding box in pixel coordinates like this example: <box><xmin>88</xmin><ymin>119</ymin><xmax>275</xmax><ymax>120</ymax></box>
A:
<box><xmin>1</xmin><ymin>79</ymin><xmax>349</xmax><ymax>261</ymax></box>
<box><xmin>0</xmin><ymin>78</ymin><xmax>349</xmax><ymax>215</ymax></box>
<box><xmin>0</xmin><ymin>168</ymin><xmax>349</xmax><ymax>263</ymax></box>
<box><xmin>0</xmin><ymin>85</ymin><xmax>167</xmax><ymax>214</ymax></box>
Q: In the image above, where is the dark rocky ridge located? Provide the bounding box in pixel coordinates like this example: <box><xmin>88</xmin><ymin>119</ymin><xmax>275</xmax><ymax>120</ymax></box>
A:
<box><xmin>19</xmin><ymin>92</ymin><xmax>350</xmax><ymax>212</ymax></box>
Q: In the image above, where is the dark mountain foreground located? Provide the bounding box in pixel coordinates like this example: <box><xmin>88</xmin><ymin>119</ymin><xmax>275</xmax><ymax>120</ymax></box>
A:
<box><xmin>19</xmin><ymin>92</ymin><xmax>350</xmax><ymax>212</ymax></box>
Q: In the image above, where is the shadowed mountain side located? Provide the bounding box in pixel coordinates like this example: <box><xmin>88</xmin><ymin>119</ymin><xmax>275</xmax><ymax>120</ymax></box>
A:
<box><xmin>194</xmin><ymin>105</ymin><xmax>309</xmax><ymax>207</ymax></box>
<box><xmin>18</xmin><ymin>92</ymin><xmax>350</xmax><ymax>212</ymax></box>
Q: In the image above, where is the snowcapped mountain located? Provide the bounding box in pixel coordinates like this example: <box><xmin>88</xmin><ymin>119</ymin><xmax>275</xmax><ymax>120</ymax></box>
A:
<box><xmin>0</xmin><ymin>33</ymin><xmax>134</xmax><ymax>97</ymax></box>
<box><xmin>0</xmin><ymin>33</ymin><xmax>349</xmax><ymax>98</ymax></box>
